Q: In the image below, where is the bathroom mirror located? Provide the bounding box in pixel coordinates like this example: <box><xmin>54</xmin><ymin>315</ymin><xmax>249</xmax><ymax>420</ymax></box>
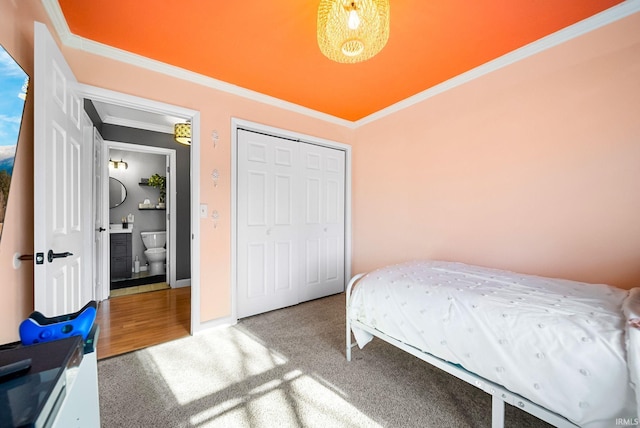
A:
<box><xmin>109</xmin><ymin>177</ymin><xmax>127</xmax><ymax>208</ymax></box>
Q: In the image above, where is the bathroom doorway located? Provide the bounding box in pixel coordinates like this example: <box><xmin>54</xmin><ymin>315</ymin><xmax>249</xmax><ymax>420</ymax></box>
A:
<box><xmin>104</xmin><ymin>142</ymin><xmax>178</xmax><ymax>298</ymax></box>
<box><xmin>80</xmin><ymin>84</ymin><xmax>202</xmax><ymax>337</ymax></box>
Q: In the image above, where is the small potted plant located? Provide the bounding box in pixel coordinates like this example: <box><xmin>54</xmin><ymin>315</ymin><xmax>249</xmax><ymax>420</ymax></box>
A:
<box><xmin>148</xmin><ymin>173</ymin><xmax>166</xmax><ymax>208</ymax></box>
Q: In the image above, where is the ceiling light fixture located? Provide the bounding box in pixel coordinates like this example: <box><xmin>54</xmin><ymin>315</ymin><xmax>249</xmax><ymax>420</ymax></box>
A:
<box><xmin>174</xmin><ymin>122</ymin><xmax>191</xmax><ymax>146</ymax></box>
<box><xmin>317</xmin><ymin>0</ymin><xmax>390</xmax><ymax>64</ymax></box>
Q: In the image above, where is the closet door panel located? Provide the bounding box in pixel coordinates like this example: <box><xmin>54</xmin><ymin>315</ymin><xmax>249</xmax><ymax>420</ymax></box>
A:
<box><xmin>305</xmin><ymin>178</ymin><xmax>321</xmax><ymax>224</ymax></box>
<box><xmin>274</xmin><ymin>174</ymin><xmax>292</xmax><ymax>225</ymax></box>
<box><xmin>299</xmin><ymin>143</ymin><xmax>345</xmax><ymax>302</ymax></box>
<box><xmin>325</xmin><ymin>236</ymin><xmax>341</xmax><ymax>281</ymax></box>
<box><xmin>305</xmin><ymin>238</ymin><xmax>321</xmax><ymax>285</ymax></box>
<box><xmin>237</xmin><ymin>130</ymin><xmax>299</xmax><ymax>318</ymax></box>
<box><xmin>237</xmin><ymin>129</ymin><xmax>346</xmax><ymax>317</ymax></box>
<box><xmin>247</xmin><ymin>171</ymin><xmax>267</xmax><ymax>226</ymax></box>
<box><xmin>246</xmin><ymin>242</ymin><xmax>267</xmax><ymax>298</ymax></box>
<box><xmin>274</xmin><ymin>241</ymin><xmax>293</xmax><ymax>291</ymax></box>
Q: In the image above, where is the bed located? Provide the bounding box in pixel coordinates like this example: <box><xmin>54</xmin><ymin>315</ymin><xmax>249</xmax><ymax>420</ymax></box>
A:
<box><xmin>345</xmin><ymin>260</ymin><xmax>640</xmax><ymax>428</ymax></box>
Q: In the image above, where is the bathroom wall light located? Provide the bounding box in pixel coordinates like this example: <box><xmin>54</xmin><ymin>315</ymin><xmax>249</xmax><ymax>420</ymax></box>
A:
<box><xmin>109</xmin><ymin>158</ymin><xmax>128</xmax><ymax>170</ymax></box>
<box><xmin>174</xmin><ymin>122</ymin><xmax>191</xmax><ymax>146</ymax></box>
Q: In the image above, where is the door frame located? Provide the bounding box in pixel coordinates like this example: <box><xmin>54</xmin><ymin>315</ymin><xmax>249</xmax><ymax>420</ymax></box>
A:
<box><xmin>102</xmin><ymin>141</ymin><xmax>178</xmax><ymax>296</ymax></box>
<box><xmin>79</xmin><ymin>84</ymin><xmax>201</xmax><ymax>334</ymax></box>
<box><xmin>231</xmin><ymin>118</ymin><xmax>352</xmax><ymax>323</ymax></box>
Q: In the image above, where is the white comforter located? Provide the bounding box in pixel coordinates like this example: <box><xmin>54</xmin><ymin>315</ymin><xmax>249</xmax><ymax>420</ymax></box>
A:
<box><xmin>348</xmin><ymin>260</ymin><xmax>638</xmax><ymax>427</ymax></box>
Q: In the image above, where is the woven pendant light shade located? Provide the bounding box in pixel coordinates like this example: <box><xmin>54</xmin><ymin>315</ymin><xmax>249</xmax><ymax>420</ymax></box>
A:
<box><xmin>317</xmin><ymin>0</ymin><xmax>390</xmax><ymax>64</ymax></box>
<box><xmin>174</xmin><ymin>122</ymin><xmax>191</xmax><ymax>146</ymax></box>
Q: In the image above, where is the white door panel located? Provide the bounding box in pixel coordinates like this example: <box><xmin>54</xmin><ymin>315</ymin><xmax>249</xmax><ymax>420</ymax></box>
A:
<box><xmin>237</xmin><ymin>130</ymin><xmax>299</xmax><ymax>318</ymax></box>
<box><xmin>299</xmin><ymin>143</ymin><xmax>345</xmax><ymax>302</ymax></box>
<box><xmin>93</xmin><ymin>129</ymin><xmax>108</xmax><ymax>300</ymax></box>
<box><xmin>274</xmin><ymin>240</ymin><xmax>293</xmax><ymax>291</ymax></box>
<box><xmin>237</xmin><ymin>130</ymin><xmax>345</xmax><ymax>318</ymax></box>
<box><xmin>34</xmin><ymin>22</ymin><xmax>92</xmax><ymax>316</ymax></box>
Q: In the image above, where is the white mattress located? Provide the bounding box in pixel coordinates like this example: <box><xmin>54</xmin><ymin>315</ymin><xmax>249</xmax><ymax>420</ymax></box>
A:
<box><xmin>348</xmin><ymin>260</ymin><xmax>638</xmax><ymax>427</ymax></box>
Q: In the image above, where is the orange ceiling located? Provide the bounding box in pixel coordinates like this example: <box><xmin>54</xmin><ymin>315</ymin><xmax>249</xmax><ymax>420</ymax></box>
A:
<box><xmin>57</xmin><ymin>0</ymin><xmax>624</xmax><ymax>121</ymax></box>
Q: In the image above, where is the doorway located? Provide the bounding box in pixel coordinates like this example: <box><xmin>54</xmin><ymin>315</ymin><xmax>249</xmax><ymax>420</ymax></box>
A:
<box><xmin>80</xmin><ymin>84</ymin><xmax>201</xmax><ymax>337</ymax></box>
<box><xmin>104</xmin><ymin>142</ymin><xmax>177</xmax><ymax>298</ymax></box>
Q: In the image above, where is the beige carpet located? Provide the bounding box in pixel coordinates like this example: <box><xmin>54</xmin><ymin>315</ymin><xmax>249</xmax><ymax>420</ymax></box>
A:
<box><xmin>97</xmin><ymin>293</ymin><xmax>551</xmax><ymax>427</ymax></box>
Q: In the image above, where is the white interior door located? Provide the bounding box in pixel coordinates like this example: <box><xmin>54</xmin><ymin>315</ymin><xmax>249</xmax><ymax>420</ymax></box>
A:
<box><xmin>165</xmin><ymin>158</ymin><xmax>173</xmax><ymax>287</ymax></box>
<box><xmin>237</xmin><ymin>130</ymin><xmax>300</xmax><ymax>318</ymax></box>
<box><xmin>299</xmin><ymin>143</ymin><xmax>345</xmax><ymax>302</ymax></box>
<box><xmin>237</xmin><ymin>129</ymin><xmax>346</xmax><ymax>318</ymax></box>
<box><xmin>34</xmin><ymin>22</ymin><xmax>92</xmax><ymax>316</ymax></box>
<box><xmin>93</xmin><ymin>129</ymin><xmax>108</xmax><ymax>300</ymax></box>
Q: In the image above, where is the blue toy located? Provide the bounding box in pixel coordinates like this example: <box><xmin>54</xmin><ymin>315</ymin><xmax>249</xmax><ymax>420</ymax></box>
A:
<box><xmin>19</xmin><ymin>300</ymin><xmax>97</xmax><ymax>345</ymax></box>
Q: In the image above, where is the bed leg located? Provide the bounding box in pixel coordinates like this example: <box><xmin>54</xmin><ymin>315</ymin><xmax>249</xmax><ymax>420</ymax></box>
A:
<box><xmin>345</xmin><ymin>273</ymin><xmax>365</xmax><ymax>362</ymax></box>
<box><xmin>346</xmin><ymin>319</ymin><xmax>352</xmax><ymax>362</ymax></box>
<box><xmin>491</xmin><ymin>395</ymin><xmax>505</xmax><ymax>428</ymax></box>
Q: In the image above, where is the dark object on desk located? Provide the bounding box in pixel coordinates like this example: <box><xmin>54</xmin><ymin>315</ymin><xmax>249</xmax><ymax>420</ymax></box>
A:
<box><xmin>0</xmin><ymin>336</ymin><xmax>83</xmax><ymax>428</ymax></box>
<box><xmin>19</xmin><ymin>301</ymin><xmax>97</xmax><ymax>345</ymax></box>
<box><xmin>0</xmin><ymin>359</ymin><xmax>31</xmax><ymax>383</ymax></box>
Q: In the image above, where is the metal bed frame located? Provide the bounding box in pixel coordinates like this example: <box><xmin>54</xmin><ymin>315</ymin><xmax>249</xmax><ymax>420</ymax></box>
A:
<box><xmin>345</xmin><ymin>273</ymin><xmax>579</xmax><ymax>428</ymax></box>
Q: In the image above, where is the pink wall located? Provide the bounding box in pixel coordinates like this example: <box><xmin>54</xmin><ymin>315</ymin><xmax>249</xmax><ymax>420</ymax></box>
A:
<box><xmin>0</xmin><ymin>0</ymin><xmax>353</xmax><ymax>342</ymax></box>
<box><xmin>0</xmin><ymin>0</ymin><xmax>47</xmax><ymax>344</ymax></box>
<box><xmin>1</xmin><ymin>1</ymin><xmax>638</xmax><ymax>344</ymax></box>
<box><xmin>352</xmin><ymin>12</ymin><xmax>640</xmax><ymax>289</ymax></box>
<box><xmin>61</xmin><ymin>53</ymin><xmax>353</xmax><ymax>323</ymax></box>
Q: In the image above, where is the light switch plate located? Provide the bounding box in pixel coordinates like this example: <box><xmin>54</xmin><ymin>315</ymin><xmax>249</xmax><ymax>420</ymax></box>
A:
<box><xmin>200</xmin><ymin>204</ymin><xmax>208</xmax><ymax>218</ymax></box>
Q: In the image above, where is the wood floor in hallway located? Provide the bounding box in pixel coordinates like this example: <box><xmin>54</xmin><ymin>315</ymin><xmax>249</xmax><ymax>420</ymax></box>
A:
<box><xmin>95</xmin><ymin>287</ymin><xmax>191</xmax><ymax>360</ymax></box>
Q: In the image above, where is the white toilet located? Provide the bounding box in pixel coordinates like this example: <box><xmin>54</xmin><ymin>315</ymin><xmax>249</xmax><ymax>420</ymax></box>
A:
<box><xmin>141</xmin><ymin>231</ymin><xmax>166</xmax><ymax>275</ymax></box>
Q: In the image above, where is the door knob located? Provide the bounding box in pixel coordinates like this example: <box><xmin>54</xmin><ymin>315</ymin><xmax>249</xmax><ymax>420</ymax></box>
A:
<box><xmin>47</xmin><ymin>250</ymin><xmax>73</xmax><ymax>263</ymax></box>
<box><xmin>97</xmin><ymin>227</ymin><xmax>106</xmax><ymax>232</ymax></box>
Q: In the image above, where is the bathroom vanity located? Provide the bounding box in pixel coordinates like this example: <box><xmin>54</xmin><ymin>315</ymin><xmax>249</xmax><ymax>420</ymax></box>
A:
<box><xmin>110</xmin><ymin>227</ymin><xmax>132</xmax><ymax>279</ymax></box>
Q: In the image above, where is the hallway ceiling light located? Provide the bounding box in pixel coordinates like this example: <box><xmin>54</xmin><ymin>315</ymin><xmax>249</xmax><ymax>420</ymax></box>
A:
<box><xmin>317</xmin><ymin>0</ymin><xmax>390</xmax><ymax>64</ymax></box>
<box><xmin>174</xmin><ymin>122</ymin><xmax>191</xmax><ymax>146</ymax></box>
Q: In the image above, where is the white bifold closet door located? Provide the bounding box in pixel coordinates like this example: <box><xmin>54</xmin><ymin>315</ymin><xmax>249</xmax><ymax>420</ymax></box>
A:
<box><xmin>237</xmin><ymin>129</ymin><xmax>345</xmax><ymax>318</ymax></box>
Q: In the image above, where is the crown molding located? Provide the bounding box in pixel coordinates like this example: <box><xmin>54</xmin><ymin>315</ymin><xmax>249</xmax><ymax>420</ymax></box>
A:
<box><xmin>41</xmin><ymin>0</ymin><xmax>356</xmax><ymax>129</ymax></box>
<box><xmin>90</xmin><ymin>98</ymin><xmax>175</xmax><ymax>134</ymax></box>
<box><xmin>42</xmin><ymin>0</ymin><xmax>639</xmax><ymax>130</ymax></box>
<box><xmin>102</xmin><ymin>115</ymin><xmax>174</xmax><ymax>135</ymax></box>
<box><xmin>354</xmin><ymin>0</ymin><xmax>640</xmax><ymax>127</ymax></box>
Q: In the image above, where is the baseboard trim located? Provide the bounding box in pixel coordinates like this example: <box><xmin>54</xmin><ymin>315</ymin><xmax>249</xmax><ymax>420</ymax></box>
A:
<box><xmin>174</xmin><ymin>278</ymin><xmax>191</xmax><ymax>288</ymax></box>
<box><xmin>193</xmin><ymin>316</ymin><xmax>237</xmax><ymax>334</ymax></box>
